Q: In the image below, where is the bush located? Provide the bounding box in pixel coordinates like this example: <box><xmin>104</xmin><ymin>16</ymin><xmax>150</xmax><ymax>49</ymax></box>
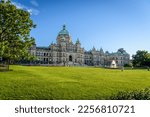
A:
<box><xmin>109</xmin><ymin>88</ymin><xmax>150</xmax><ymax>100</ymax></box>
<box><xmin>0</xmin><ymin>64</ymin><xmax>9</xmax><ymax>72</ymax></box>
<box><xmin>124</xmin><ymin>63</ymin><xmax>132</xmax><ymax>67</ymax></box>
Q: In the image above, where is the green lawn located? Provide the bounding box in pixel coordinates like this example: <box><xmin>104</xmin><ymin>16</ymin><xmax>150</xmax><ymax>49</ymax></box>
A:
<box><xmin>0</xmin><ymin>65</ymin><xmax>150</xmax><ymax>100</ymax></box>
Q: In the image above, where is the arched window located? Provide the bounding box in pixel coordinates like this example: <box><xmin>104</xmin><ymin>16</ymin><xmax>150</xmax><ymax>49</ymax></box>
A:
<box><xmin>69</xmin><ymin>55</ymin><xmax>72</xmax><ymax>61</ymax></box>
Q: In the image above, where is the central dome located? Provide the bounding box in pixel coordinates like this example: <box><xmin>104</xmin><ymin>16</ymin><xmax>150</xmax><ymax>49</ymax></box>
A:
<box><xmin>58</xmin><ymin>25</ymin><xmax>69</xmax><ymax>35</ymax></box>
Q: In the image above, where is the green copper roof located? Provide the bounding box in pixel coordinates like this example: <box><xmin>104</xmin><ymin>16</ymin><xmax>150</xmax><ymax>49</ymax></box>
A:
<box><xmin>58</xmin><ymin>25</ymin><xmax>69</xmax><ymax>35</ymax></box>
<box><xmin>76</xmin><ymin>38</ymin><xmax>80</xmax><ymax>44</ymax></box>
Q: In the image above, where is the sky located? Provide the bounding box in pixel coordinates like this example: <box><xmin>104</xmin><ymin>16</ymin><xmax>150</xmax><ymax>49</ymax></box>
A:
<box><xmin>11</xmin><ymin>0</ymin><xmax>150</xmax><ymax>55</ymax></box>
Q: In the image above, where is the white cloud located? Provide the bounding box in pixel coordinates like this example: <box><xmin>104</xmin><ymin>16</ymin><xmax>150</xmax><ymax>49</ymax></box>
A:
<box><xmin>27</xmin><ymin>9</ymin><xmax>33</xmax><ymax>14</ymax></box>
<box><xmin>12</xmin><ymin>2</ymin><xmax>25</xmax><ymax>9</ymax></box>
<box><xmin>30</xmin><ymin>0</ymin><xmax>39</xmax><ymax>7</ymax></box>
<box><xmin>27</xmin><ymin>9</ymin><xmax>40</xmax><ymax>16</ymax></box>
<box><xmin>12</xmin><ymin>1</ymin><xmax>40</xmax><ymax>16</ymax></box>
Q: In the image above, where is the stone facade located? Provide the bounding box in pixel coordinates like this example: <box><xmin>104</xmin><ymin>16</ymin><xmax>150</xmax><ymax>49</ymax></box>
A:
<box><xmin>29</xmin><ymin>25</ymin><xmax>130</xmax><ymax>67</ymax></box>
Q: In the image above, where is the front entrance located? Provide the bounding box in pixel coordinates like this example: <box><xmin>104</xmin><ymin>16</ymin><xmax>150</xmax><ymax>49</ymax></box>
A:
<box><xmin>69</xmin><ymin>55</ymin><xmax>72</xmax><ymax>62</ymax></box>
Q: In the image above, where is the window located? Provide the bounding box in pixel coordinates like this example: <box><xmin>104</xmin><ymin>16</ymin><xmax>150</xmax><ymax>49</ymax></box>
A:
<box><xmin>69</xmin><ymin>55</ymin><xmax>72</xmax><ymax>61</ymax></box>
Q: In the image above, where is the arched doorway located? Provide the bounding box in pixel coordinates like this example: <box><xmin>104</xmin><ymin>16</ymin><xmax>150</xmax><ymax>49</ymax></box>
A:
<box><xmin>69</xmin><ymin>55</ymin><xmax>72</xmax><ymax>62</ymax></box>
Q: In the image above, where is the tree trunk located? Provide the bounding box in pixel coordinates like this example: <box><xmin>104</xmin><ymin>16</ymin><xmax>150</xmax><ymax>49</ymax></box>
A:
<box><xmin>7</xmin><ymin>59</ymin><xmax>10</xmax><ymax>71</ymax></box>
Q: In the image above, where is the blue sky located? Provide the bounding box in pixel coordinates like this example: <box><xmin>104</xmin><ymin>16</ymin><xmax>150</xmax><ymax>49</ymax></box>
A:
<box><xmin>12</xmin><ymin>0</ymin><xmax>150</xmax><ymax>55</ymax></box>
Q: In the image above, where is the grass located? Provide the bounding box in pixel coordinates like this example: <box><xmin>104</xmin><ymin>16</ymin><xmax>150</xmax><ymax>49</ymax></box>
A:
<box><xmin>0</xmin><ymin>65</ymin><xmax>150</xmax><ymax>100</ymax></box>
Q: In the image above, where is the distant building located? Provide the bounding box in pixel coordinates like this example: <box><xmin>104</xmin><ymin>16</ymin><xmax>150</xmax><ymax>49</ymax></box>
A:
<box><xmin>29</xmin><ymin>25</ymin><xmax>130</xmax><ymax>67</ymax></box>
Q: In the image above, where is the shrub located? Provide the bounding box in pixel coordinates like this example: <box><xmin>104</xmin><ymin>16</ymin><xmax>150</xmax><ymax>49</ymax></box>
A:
<box><xmin>109</xmin><ymin>88</ymin><xmax>150</xmax><ymax>100</ymax></box>
<box><xmin>124</xmin><ymin>63</ymin><xmax>132</xmax><ymax>67</ymax></box>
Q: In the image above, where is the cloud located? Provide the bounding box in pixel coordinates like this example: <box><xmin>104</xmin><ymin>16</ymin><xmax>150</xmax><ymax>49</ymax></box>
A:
<box><xmin>27</xmin><ymin>9</ymin><xmax>40</xmax><ymax>16</ymax></box>
<box><xmin>27</xmin><ymin>9</ymin><xmax>33</xmax><ymax>14</ymax></box>
<box><xmin>12</xmin><ymin>2</ymin><xmax>25</xmax><ymax>9</ymax></box>
<box><xmin>12</xmin><ymin>1</ymin><xmax>40</xmax><ymax>16</ymax></box>
<box><xmin>30</xmin><ymin>0</ymin><xmax>39</xmax><ymax>7</ymax></box>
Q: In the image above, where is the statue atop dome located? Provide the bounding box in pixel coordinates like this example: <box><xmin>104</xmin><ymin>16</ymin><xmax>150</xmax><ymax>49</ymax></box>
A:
<box><xmin>63</xmin><ymin>24</ymin><xmax>66</xmax><ymax>30</ymax></box>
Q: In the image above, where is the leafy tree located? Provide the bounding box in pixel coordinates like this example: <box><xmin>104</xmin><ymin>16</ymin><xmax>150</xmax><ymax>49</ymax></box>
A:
<box><xmin>132</xmin><ymin>50</ymin><xmax>150</xmax><ymax>67</ymax></box>
<box><xmin>0</xmin><ymin>0</ymin><xmax>36</xmax><ymax>69</ymax></box>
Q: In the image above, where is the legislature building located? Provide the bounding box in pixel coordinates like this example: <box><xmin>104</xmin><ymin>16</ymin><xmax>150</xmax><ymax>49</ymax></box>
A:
<box><xmin>29</xmin><ymin>25</ymin><xmax>130</xmax><ymax>67</ymax></box>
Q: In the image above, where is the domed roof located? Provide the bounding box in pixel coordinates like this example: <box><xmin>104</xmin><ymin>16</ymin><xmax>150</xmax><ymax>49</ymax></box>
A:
<box><xmin>58</xmin><ymin>25</ymin><xmax>69</xmax><ymax>35</ymax></box>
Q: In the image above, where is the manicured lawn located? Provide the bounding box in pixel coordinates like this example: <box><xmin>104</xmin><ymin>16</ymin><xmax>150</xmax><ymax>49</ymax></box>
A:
<box><xmin>0</xmin><ymin>65</ymin><xmax>150</xmax><ymax>100</ymax></box>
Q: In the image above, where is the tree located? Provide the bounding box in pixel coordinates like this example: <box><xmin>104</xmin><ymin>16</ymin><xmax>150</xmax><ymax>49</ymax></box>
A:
<box><xmin>0</xmin><ymin>0</ymin><xmax>36</xmax><ymax>69</ymax></box>
<box><xmin>132</xmin><ymin>50</ymin><xmax>150</xmax><ymax>67</ymax></box>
